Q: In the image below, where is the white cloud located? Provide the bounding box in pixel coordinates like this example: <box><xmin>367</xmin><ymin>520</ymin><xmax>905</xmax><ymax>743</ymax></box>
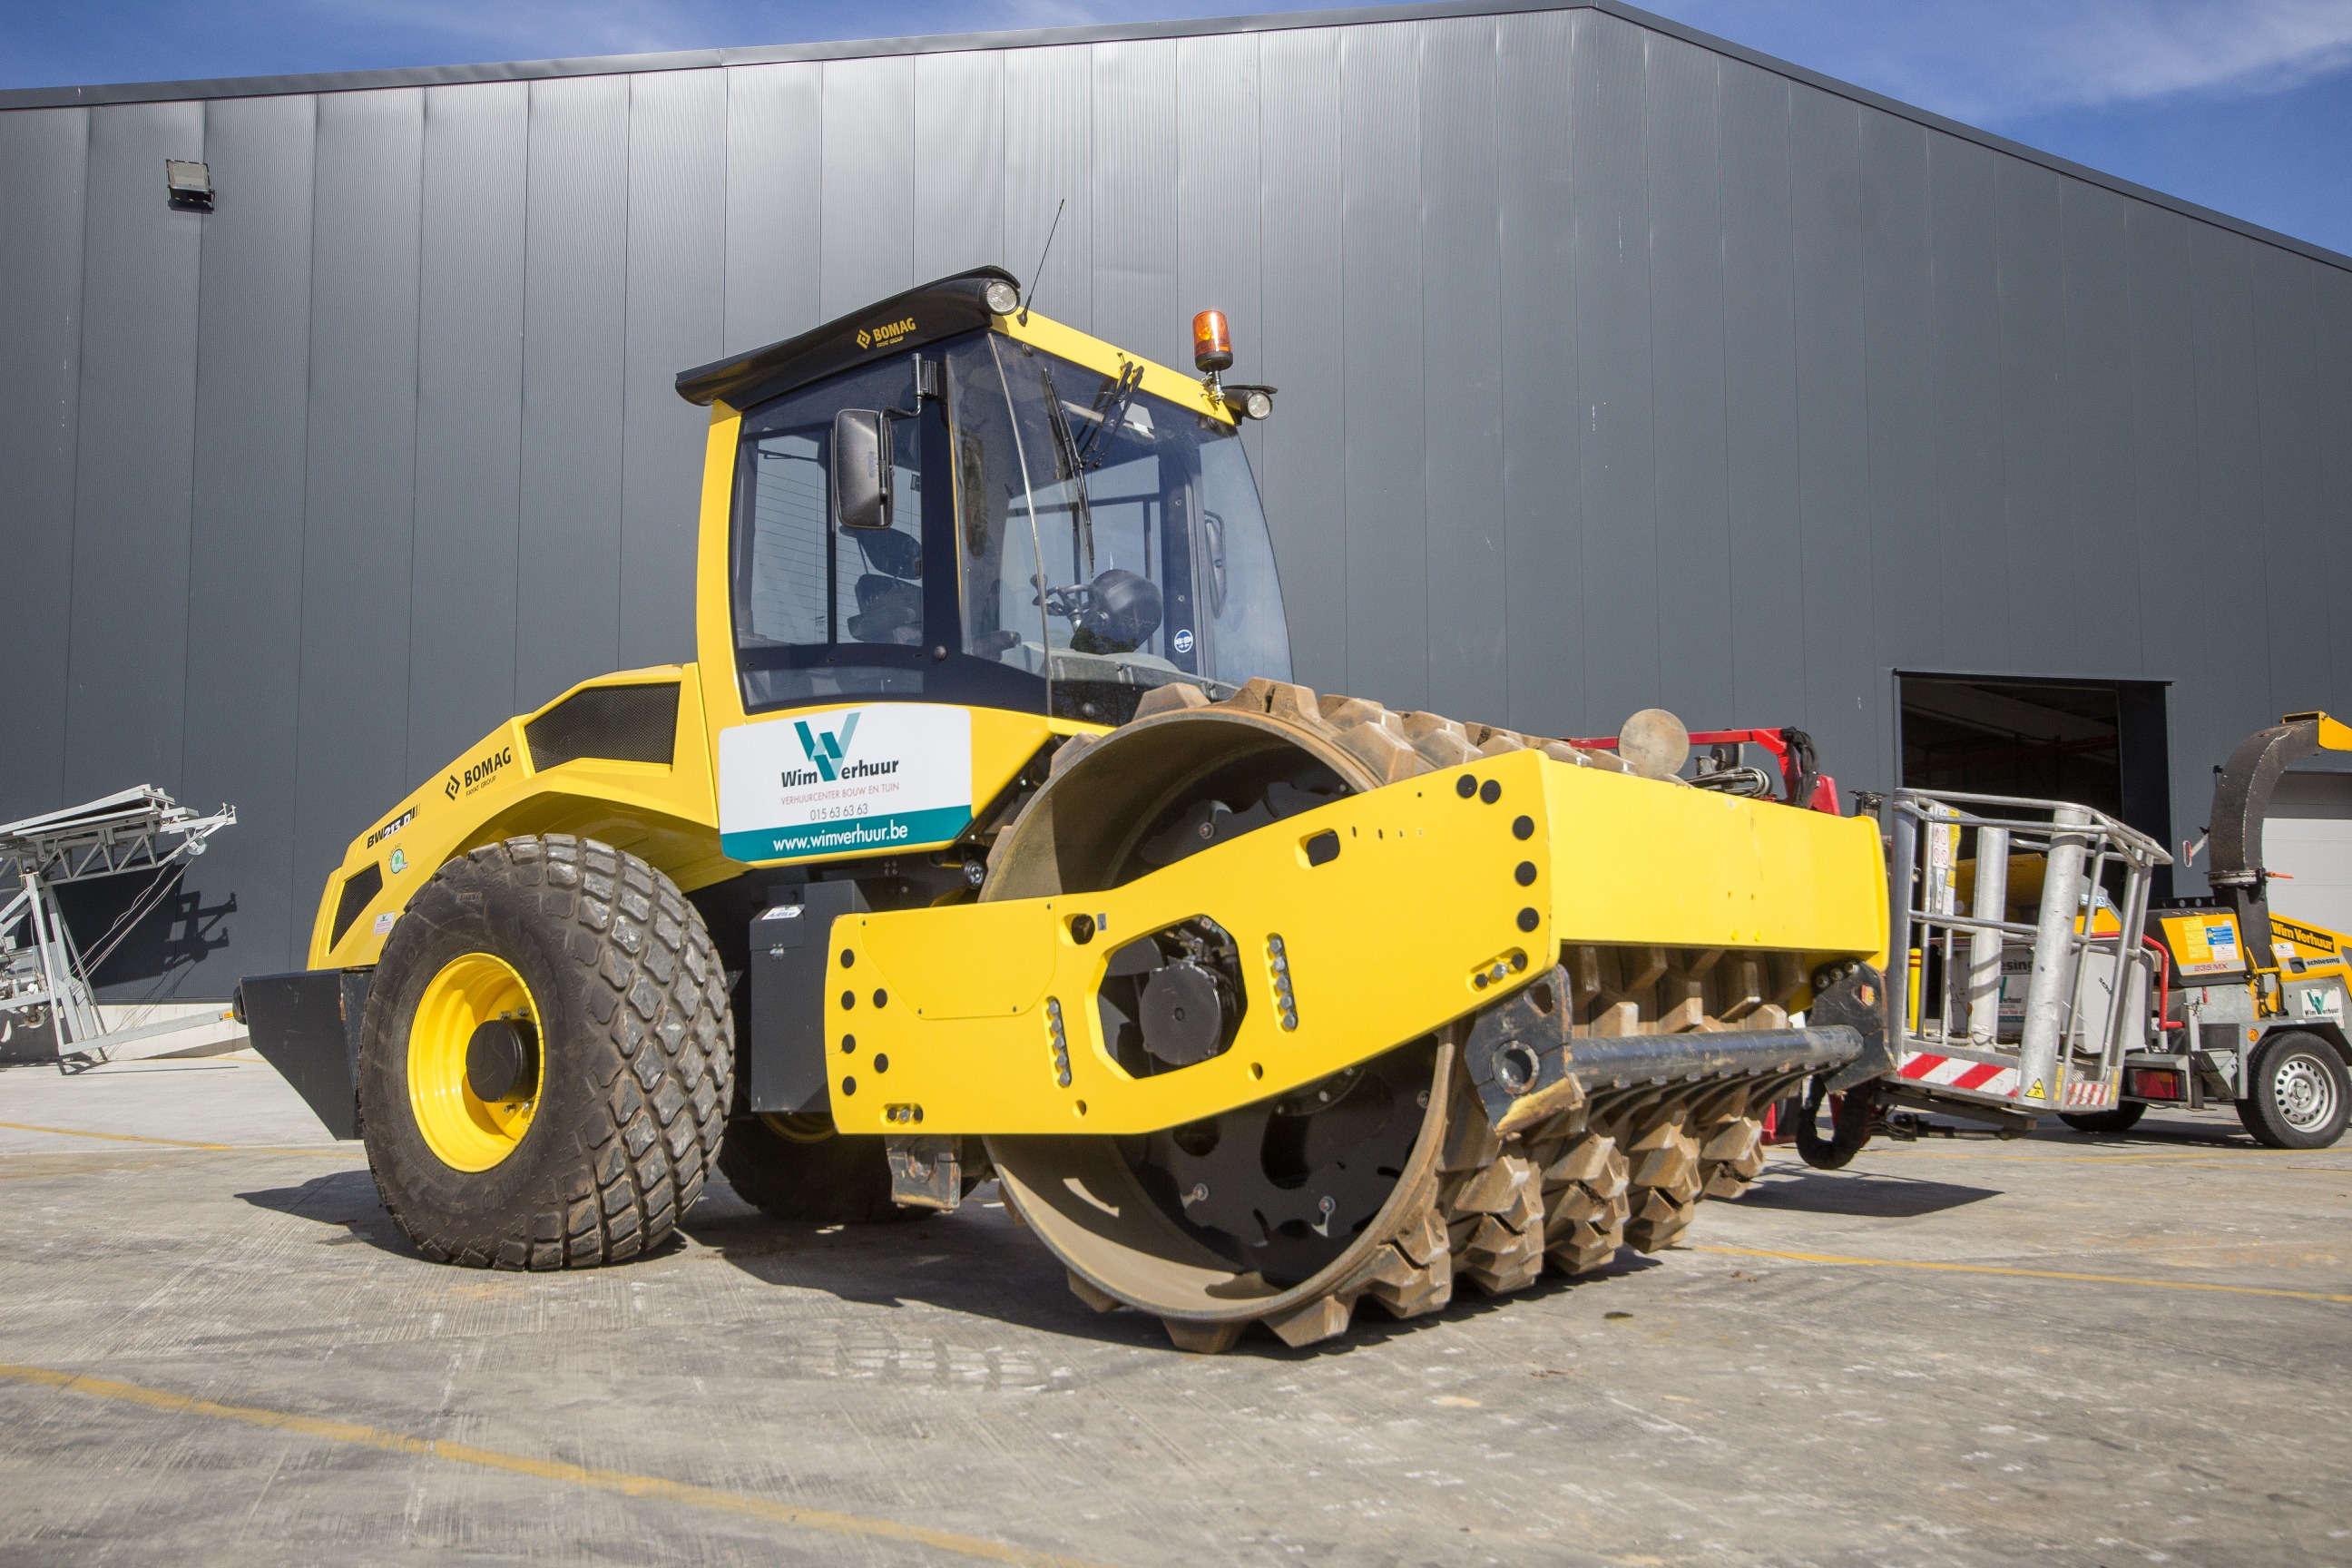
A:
<box><xmin>1649</xmin><ymin>0</ymin><xmax>2352</xmax><ymax>122</ymax></box>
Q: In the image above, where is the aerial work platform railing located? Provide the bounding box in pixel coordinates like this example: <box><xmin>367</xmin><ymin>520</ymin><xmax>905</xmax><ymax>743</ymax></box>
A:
<box><xmin>1883</xmin><ymin>788</ymin><xmax>2170</xmax><ymax>1123</ymax></box>
<box><xmin>0</xmin><ymin>787</ymin><xmax>238</xmax><ymax>1067</ymax></box>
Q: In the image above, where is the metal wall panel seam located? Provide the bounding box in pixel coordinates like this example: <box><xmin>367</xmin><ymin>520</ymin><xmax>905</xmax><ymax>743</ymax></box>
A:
<box><xmin>1993</xmin><ymin>159</ymin><xmax>2073</xmax><ymax>675</ymax></box>
<box><xmin>1644</xmin><ymin>31</ymin><xmax>1738</xmax><ymax>728</ymax></box>
<box><xmin>617</xmin><ymin>76</ymin><xmax>636</xmax><ymax>662</ymax></box>
<box><xmin>514</xmin><ymin>74</ymin><xmax>632</xmax><ymax>710</ymax></box>
<box><xmin>1785</xmin><ymin>86</ymin><xmax>1877</xmax><ymax>776</ymax></box>
<box><xmin>65</xmin><ymin>102</ymin><xmax>209</xmax><ymax>803</ymax></box>
<box><xmin>290</xmin><ymin>89</ymin><xmax>429</xmax><ymax>946</ymax></box>
<box><xmin>2121</xmin><ymin>205</ymin><xmax>2208</xmax><ymax>884</ymax></box>
<box><xmin>1494</xmin><ymin>8</ymin><xmax>1583</xmax><ymax>736</ymax></box>
<box><xmin>181</xmin><ymin>93</ymin><xmax>319</xmax><ymax>977</ymax></box>
<box><xmin>2054</xmin><ymin>181</ymin><xmax>2141</xmax><ymax>677</ymax></box>
<box><xmin>1416</xmin><ymin>15</ymin><xmax>1507</xmax><ymax>721</ymax></box>
<box><xmin>2245</xmin><ymin>250</ymin><xmax>2331</xmax><ymax>719</ymax></box>
<box><xmin>1926</xmin><ymin>132</ymin><xmax>2007</xmax><ymax>677</ymax></box>
<box><xmin>1253</xmin><ymin>26</ymin><xmax>1348</xmax><ymax>694</ymax></box>
<box><xmin>618</xmin><ymin>70</ymin><xmax>727</xmax><ymax>671</ymax></box>
<box><xmin>0</xmin><ymin>107</ymin><xmax>91</xmax><ymax>818</ymax></box>
<box><xmin>1854</xmin><ymin>109</ymin><xmax>1941</xmax><ymax>740</ymax></box>
<box><xmin>1336</xmin><ymin>20</ymin><xmax>1429</xmax><ymax>710</ymax></box>
<box><xmin>283</xmin><ymin>93</ymin><xmax>323</xmax><ymax>965</ymax></box>
<box><xmin>404</xmin><ymin>90</ymin><xmax>431</xmax><ymax>786</ymax></box>
<box><xmin>1569</xmin><ymin>10</ymin><xmax>1661</xmax><ymax>728</ymax></box>
<box><xmin>409</xmin><ymin>83</ymin><xmax>531</xmax><ymax>782</ymax></box>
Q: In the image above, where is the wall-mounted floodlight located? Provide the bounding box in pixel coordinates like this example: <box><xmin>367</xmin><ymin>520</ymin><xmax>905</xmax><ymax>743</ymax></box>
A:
<box><xmin>165</xmin><ymin>160</ymin><xmax>212</xmax><ymax>212</ymax></box>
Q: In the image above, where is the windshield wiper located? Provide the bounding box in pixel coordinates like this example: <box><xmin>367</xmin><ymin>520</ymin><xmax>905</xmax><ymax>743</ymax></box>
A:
<box><xmin>1073</xmin><ymin>360</ymin><xmax>1144</xmax><ymax>472</ymax></box>
<box><xmin>1036</xmin><ymin>362</ymin><xmax>1096</xmax><ymax>579</ymax></box>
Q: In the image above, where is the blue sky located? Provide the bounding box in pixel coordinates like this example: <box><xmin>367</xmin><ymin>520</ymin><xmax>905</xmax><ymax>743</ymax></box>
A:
<box><xmin>4</xmin><ymin>0</ymin><xmax>2347</xmax><ymax>256</ymax></box>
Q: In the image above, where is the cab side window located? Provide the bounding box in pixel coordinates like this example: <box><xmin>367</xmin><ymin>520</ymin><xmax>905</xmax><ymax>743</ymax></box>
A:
<box><xmin>732</xmin><ymin>355</ymin><xmax>929</xmax><ymax>708</ymax></box>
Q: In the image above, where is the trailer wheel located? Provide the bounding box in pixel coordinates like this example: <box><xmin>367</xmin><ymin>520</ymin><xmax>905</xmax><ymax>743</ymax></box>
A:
<box><xmin>2058</xmin><ymin>1102</ymin><xmax>2146</xmax><ymax>1135</ymax></box>
<box><xmin>357</xmin><ymin>836</ymin><xmax>731</xmax><ymax>1268</ymax></box>
<box><xmin>716</xmin><ymin>1112</ymin><xmax>919</xmax><ymax>1224</ymax></box>
<box><xmin>2237</xmin><ymin>1031</ymin><xmax>2351</xmax><ymax>1150</ymax></box>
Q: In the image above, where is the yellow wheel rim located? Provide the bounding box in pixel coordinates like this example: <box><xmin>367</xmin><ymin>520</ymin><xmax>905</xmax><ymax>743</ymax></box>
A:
<box><xmin>408</xmin><ymin>952</ymin><xmax>543</xmax><ymax>1172</ymax></box>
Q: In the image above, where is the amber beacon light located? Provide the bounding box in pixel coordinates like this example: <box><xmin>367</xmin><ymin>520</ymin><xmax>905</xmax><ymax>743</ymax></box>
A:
<box><xmin>1191</xmin><ymin>309</ymin><xmax>1234</xmax><ymax>374</ymax></box>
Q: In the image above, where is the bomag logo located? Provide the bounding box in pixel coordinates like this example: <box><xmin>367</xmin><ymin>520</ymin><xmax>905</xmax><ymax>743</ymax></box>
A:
<box><xmin>446</xmin><ymin>745</ymin><xmax>514</xmax><ymax>799</ymax></box>
<box><xmin>780</xmin><ymin>712</ymin><xmax>901</xmax><ymax>789</ymax></box>
<box><xmin>856</xmin><ymin>317</ymin><xmax>916</xmax><ymax>351</ymax></box>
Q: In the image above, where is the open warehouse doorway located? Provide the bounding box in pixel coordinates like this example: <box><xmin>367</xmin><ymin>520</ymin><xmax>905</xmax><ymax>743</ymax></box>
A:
<box><xmin>1896</xmin><ymin>673</ymin><xmax>2174</xmax><ymax>900</ymax></box>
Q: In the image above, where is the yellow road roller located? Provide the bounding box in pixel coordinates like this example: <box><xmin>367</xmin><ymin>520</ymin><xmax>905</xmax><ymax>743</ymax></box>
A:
<box><xmin>240</xmin><ymin>269</ymin><xmax>1890</xmax><ymax>1349</ymax></box>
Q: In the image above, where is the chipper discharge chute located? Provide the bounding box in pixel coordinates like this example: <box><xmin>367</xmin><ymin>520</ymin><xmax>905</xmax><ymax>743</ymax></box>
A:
<box><xmin>239</xmin><ymin>269</ymin><xmax>1889</xmax><ymax>1349</ymax></box>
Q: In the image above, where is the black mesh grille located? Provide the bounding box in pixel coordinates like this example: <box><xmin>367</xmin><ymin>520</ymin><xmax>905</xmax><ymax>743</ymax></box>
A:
<box><xmin>524</xmin><ymin>682</ymin><xmax>680</xmax><ymax>771</ymax></box>
<box><xmin>330</xmin><ymin>862</ymin><xmax>383</xmax><ymax>949</ymax></box>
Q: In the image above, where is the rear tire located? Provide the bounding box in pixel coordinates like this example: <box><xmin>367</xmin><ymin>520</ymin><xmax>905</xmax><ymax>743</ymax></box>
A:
<box><xmin>358</xmin><ymin>836</ymin><xmax>731</xmax><ymax>1269</ymax></box>
<box><xmin>716</xmin><ymin>1112</ymin><xmax>917</xmax><ymax>1224</ymax></box>
<box><xmin>2236</xmin><ymin>1031</ymin><xmax>2351</xmax><ymax>1150</ymax></box>
<box><xmin>2059</xmin><ymin>1102</ymin><xmax>2147</xmax><ymax>1135</ymax></box>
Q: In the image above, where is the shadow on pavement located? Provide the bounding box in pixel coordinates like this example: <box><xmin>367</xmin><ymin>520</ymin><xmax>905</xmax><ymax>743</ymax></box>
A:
<box><xmin>239</xmin><ymin>1166</ymin><xmax>1702</xmax><ymax>1358</ymax></box>
<box><xmin>681</xmin><ymin>1176</ymin><xmax>1674</xmax><ymax>1357</ymax></box>
<box><xmin>1732</xmin><ymin>1168</ymin><xmax>2000</xmax><ymax>1217</ymax></box>
<box><xmin>237</xmin><ymin>1168</ymin><xmax>423</xmax><ymax>1257</ymax></box>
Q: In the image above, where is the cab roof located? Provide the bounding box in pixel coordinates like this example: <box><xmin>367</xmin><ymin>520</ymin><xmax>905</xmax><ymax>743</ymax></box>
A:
<box><xmin>673</xmin><ymin>266</ymin><xmax>1017</xmax><ymax>410</ymax></box>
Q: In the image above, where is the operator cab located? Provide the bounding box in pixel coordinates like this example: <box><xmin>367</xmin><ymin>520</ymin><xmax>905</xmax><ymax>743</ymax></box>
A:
<box><xmin>679</xmin><ymin>268</ymin><xmax>1292</xmax><ymax>727</ymax></box>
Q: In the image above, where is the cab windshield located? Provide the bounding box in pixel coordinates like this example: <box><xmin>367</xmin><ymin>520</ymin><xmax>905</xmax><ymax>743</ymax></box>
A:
<box><xmin>946</xmin><ymin>335</ymin><xmax>1290</xmax><ymax>715</ymax></box>
<box><xmin>730</xmin><ymin>329</ymin><xmax>1289</xmax><ymax>720</ymax></box>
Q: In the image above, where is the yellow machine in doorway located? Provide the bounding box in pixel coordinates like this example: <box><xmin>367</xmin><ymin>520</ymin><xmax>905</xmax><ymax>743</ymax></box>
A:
<box><xmin>240</xmin><ymin>270</ymin><xmax>1887</xmax><ymax>1350</ymax></box>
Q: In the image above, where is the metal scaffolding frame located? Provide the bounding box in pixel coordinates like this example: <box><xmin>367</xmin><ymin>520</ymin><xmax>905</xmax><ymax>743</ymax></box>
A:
<box><xmin>0</xmin><ymin>786</ymin><xmax>238</xmax><ymax>1067</ymax></box>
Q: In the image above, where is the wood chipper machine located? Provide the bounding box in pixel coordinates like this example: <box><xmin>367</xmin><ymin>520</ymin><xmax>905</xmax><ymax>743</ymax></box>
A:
<box><xmin>1793</xmin><ymin>712</ymin><xmax>2352</xmax><ymax>1166</ymax></box>
<box><xmin>240</xmin><ymin>268</ymin><xmax>1891</xmax><ymax>1350</ymax></box>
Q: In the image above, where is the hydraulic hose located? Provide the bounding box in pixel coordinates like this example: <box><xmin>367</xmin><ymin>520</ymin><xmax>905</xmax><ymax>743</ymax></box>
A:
<box><xmin>1792</xmin><ymin>1075</ymin><xmax>1877</xmax><ymax>1170</ymax></box>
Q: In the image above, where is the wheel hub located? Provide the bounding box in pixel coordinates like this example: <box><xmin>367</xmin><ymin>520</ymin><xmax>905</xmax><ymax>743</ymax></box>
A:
<box><xmin>408</xmin><ymin>952</ymin><xmax>543</xmax><ymax>1172</ymax></box>
<box><xmin>2275</xmin><ymin>1053</ymin><xmax>2338</xmax><ymax>1131</ymax></box>
<box><xmin>466</xmin><ymin>1018</ymin><xmax>538</xmax><ymax>1103</ymax></box>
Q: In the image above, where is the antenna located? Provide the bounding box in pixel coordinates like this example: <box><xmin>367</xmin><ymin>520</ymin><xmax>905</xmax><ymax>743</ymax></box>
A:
<box><xmin>1019</xmin><ymin>199</ymin><xmax>1065</xmax><ymax>325</ymax></box>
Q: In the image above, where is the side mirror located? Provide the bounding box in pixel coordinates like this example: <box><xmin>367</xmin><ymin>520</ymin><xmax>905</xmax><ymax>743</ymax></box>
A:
<box><xmin>832</xmin><ymin>409</ymin><xmax>890</xmax><ymax>530</ymax></box>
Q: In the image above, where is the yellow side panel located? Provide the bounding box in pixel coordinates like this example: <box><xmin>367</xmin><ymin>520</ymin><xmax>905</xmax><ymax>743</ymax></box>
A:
<box><xmin>859</xmin><ymin>901</ymin><xmax>1059</xmax><ymax>1020</ymax></box>
<box><xmin>692</xmin><ymin>402</ymin><xmax>748</xmax><ymax>737</ymax></box>
<box><xmin>825</xmin><ymin>749</ymin><xmax>1887</xmax><ymax>1136</ymax></box>
<box><xmin>1542</xmin><ymin>764</ymin><xmax>1886</xmax><ymax>956</ymax></box>
<box><xmin>308</xmin><ymin>668</ymin><xmax>725</xmax><ymax>970</ymax></box>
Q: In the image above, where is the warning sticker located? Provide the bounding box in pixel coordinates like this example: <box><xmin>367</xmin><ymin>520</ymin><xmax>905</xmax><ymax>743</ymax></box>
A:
<box><xmin>2161</xmin><ymin>912</ymin><xmax>2244</xmax><ymax>975</ymax></box>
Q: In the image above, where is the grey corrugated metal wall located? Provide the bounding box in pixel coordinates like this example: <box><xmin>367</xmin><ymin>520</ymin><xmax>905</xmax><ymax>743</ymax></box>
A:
<box><xmin>4</xmin><ymin>1</ymin><xmax>2349</xmax><ymax>999</ymax></box>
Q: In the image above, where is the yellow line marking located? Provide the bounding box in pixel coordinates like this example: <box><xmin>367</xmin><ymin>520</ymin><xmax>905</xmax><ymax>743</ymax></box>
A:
<box><xmin>1695</xmin><ymin>1246</ymin><xmax>2352</xmax><ymax>1304</ymax></box>
<box><xmin>0</xmin><ymin>1121</ymin><xmax>352</xmax><ymax>1158</ymax></box>
<box><xmin>1832</xmin><ymin>1146</ymin><xmax>2341</xmax><ymax>1165</ymax></box>
<box><xmin>0</xmin><ymin>1362</ymin><xmax>1112</xmax><ymax>1567</ymax></box>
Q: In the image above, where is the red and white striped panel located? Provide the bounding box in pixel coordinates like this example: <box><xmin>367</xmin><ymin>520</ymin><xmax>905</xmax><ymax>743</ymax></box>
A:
<box><xmin>1896</xmin><ymin>1051</ymin><xmax>2021</xmax><ymax>1098</ymax></box>
<box><xmin>2061</xmin><ymin>1076</ymin><xmax>2115</xmax><ymax>1109</ymax></box>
